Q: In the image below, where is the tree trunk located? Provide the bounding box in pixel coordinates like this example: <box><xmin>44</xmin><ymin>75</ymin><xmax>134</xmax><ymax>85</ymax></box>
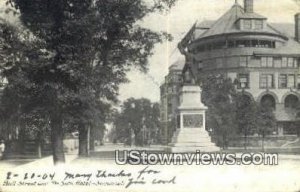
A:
<box><xmin>89</xmin><ymin>125</ymin><xmax>95</xmax><ymax>151</ymax></box>
<box><xmin>244</xmin><ymin>130</ymin><xmax>247</xmax><ymax>150</ymax></box>
<box><xmin>37</xmin><ymin>131</ymin><xmax>43</xmax><ymax>158</ymax></box>
<box><xmin>79</xmin><ymin>124</ymin><xmax>89</xmax><ymax>157</ymax></box>
<box><xmin>50</xmin><ymin>114</ymin><xmax>65</xmax><ymax>165</ymax></box>
<box><xmin>262</xmin><ymin>132</ymin><xmax>265</xmax><ymax>152</ymax></box>
<box><xmin>222</xmin><ymin>134</ymin><xmax>225</xmax><ymax>150</ymax></box>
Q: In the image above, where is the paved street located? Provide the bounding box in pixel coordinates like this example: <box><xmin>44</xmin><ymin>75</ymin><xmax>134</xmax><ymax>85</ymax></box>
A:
<box><xmin>0</xmin><ymin>143</ymin><xmax>165</xmax><ymax>169</ymax></box>
<box><xmin>1</xmin><ymin>143</ymin><xmax>300</xmax><ymax>168</ymax></box>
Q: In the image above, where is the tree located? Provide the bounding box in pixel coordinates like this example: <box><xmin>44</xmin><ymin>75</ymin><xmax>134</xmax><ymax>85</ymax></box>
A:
<box><xmin>296</xmin><ymin>103</ymin><xmax>300</xmax><ymax>137</ymax></box>
<box><xmin>114</xmin><ymin>98</ymin><xmax>160</xmax><ymax>146</ymax></box>
<box><xmin>150</xmin><ymin>103</ymin><xmax>161</xmax><ymax>144</ymax></box>
<box><xmin>2</xmin><ymin>0</ymin><xmax>177</xmax><ymax>164</ymax></box>
<box><xmin>201</xmin><ymin>74</ymin><xmax>238</xmax><ymax>149</ymax></box>
<box><xmin>235</xmin><ymin>93</ymin><xmax>257</xmax><ymax>149</ymax></box>
<box><xmin>257</xmin><ymin>106</ymin><xmax>276</xmax><ymax>151</ymax></box>
<box><xmin>0</xmin><ymin>21</ymin><xmax>52</xmax><ymax>156</ymax></box>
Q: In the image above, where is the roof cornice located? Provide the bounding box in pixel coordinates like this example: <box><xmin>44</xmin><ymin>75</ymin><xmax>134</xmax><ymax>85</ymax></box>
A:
<box><xmin>188</xmin><ymin>31</ymin><xmax>288</xmax><ymax>45</ymax></box>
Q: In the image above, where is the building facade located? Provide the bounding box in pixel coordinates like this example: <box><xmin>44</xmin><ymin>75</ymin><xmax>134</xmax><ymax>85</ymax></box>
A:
<box><xmin>161</xmin><ymin>0</ymin><xmax>300</xmax><ymax>144</ymax></box>
<box><xmin>180</xmin><ymin>0</ymin><xmax>300</xmax><ymax>136</ymax></box>
<box><xmin>160</xmin><ymin>59</ymin><xmax>184</xmax><ymax>144</ymax></box>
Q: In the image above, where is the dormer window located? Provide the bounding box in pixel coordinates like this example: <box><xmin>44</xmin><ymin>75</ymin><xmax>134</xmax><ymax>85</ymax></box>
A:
<box><xmin>240</xmin><ymin>19</ymin><xmax>265</xmax><ymax>30</ymax></box>
<box><xmin>254</xmin><ymin>20</ymin><xmax>263</xmax><ymax>30</ymax></box>
<box><xmin>244</xmin><ymin>20</ymin><xmax>252</xmax><ymax>30</ymax></box>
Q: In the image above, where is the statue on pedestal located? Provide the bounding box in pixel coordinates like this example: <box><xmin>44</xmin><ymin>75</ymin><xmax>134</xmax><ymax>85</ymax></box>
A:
<box><xmin>166</xmin><ymin>65</ymin><xmax>219</xmax><ymax>153</ymax></box>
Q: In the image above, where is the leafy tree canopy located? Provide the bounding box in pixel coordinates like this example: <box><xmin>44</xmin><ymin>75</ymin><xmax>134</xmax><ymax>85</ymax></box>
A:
<box><xmin>114</xmin><ymin>98</ymin><xmax>160</xmax><ymax>145</ymax></box>
<box><xmin>1</xmin><ymin>0</ymin><xmax>177</xmax><ymax>163</ymax></box>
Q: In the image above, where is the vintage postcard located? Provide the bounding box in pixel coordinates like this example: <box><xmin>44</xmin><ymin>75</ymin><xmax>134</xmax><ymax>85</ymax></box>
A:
<box><xmin>0</xmin><ymin>0</ymin><xmax>300</xmax><ymax>192</ymax></box>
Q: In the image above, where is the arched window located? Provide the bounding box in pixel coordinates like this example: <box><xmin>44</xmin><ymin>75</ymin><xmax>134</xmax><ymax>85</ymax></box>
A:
<box><xmin>261</xmin><ymin>94</ymin><xmax>276</xmax><ymax>110</ymax></box>
<box><xmin>284</xmin><ymin>95</ymin><xmax>299</xmax><ymax>109</ymax></box>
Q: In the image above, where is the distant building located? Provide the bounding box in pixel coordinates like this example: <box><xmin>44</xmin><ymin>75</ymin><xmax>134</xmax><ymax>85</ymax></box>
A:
<box><xmin>160</xmin><ymin>59</ymin><xmax>184</xmax><ymax>144</ymax></box>
<box><xmin>161</xmin><ymin>0</ymin><xmax>300</xmax><ymax>143</ymax></box>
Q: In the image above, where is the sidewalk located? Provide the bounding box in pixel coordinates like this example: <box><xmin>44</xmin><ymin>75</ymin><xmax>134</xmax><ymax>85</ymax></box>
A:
<box><xmin>15</xmin><ymin>150</ymin><xmax>78</xmax><ymax>169</ymax></box>
<box><xmin>0</xmin><ymin>159</ymin><xmax>33</xmax><ymax>170</ymax></box>
<box><xmin>0</xmin><ymin>151</ymin><xmax>78</xmax><ymax>172</ymax></box>
<box><xmin>94</xmin><ymin>143</ymin><xmax>166</xmax><ymax>152</ymax></box>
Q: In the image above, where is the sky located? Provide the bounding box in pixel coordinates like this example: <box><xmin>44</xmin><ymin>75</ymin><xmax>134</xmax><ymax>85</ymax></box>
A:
<box><xmin>118</xmin><ymin>0</ymin><xmax>300</xmax><ymax>102</ymax></box>
<box><xmin>0</xmin><ymin>0</ymin><xmax>299</xmax><ymax>103</ymax></box>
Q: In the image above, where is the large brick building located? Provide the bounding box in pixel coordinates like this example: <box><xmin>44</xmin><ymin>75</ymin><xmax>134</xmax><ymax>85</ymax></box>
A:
<box><xmin>160</xmin><ymin>59</ymin><xmax>184</xmax><ymax>144</ymax></box>
<box><xmin>161</xmin><ymin>0</ymin><xmax>300</xmax><ymax>144</ymax></box>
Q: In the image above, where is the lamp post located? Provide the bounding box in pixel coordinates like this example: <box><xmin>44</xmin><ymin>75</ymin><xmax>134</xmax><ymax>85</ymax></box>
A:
<box><xmin>128</xmin><ymin>122</ymin><xmax>133</xmax><ymax>146</ymax></box>
<box><xmin>142</xmin><ymin>116</ymin><xmax>146</xmax><ymax>146</ymax></box>
<box><xmin>129</xmin><ymin>103</ymin><xmax>135</xmax><ymax>147</ymax></box>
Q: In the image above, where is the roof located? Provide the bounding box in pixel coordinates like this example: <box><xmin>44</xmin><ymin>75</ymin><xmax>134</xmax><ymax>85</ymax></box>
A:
<box><xmin>270</xmin><ymin>23</ymin><xmax>294</xmax><ymax>38</ymax></box>
<box><xmin>254</xmin><ymin>38</ymin><xmax>300</xmax><ymax>56</ymax></box>
<box><xmin>192</xmin><ymin>20</ymin><xmax>215</xmax><ymax>40</ymax></box>
<box><xmin>238</xmin><ymin>12</ymin><xmax>266</xmax><ymax>19</ymax></box>
<box><xmin>169</xmin><ymin>58</ymin><xmax>185</xmax><ymax>71</ymax></box>
<box><xmin>195</xmin><ymin>20</ymin><xmax>215</xmax><ymax>29</ymax></box>
<box><xmin>191</xmin><ymin>4</ymin><xmax>286</xmax><ymax>40</ymax></box>
<box><xmin>253</xmin><ymin>23</ymin><xmax>300</xmax><ymax>55</ymax></box>
<box><xmin>178</xmin><ymin>2</ymin><xmax>300</xmax><ymax>58</ymax></box>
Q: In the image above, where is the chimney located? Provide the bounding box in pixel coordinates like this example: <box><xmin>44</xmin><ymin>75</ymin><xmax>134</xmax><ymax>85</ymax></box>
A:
<box><xmin>244</xmin><ymin>0</ymin><xmax>254</xmax><ymax>13</ymax></box>
<box><xmin>295</xmin><ymin>13</ymin><xmax>300</xmax><ymax>42</ymax></box>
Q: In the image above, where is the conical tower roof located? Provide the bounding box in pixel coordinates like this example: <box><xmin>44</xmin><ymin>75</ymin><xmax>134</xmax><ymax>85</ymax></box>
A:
<box><xmin>193</xmin><ymin>3</ymin><xmax>286</xmax><ymax>40</ymax></box>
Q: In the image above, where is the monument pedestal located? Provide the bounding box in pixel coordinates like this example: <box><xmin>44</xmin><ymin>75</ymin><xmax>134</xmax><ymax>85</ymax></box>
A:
<box><xmin>168</xmin><ymin>129</ymin><xmax>219</xmax><ymax>153</ymax></box>
<box><xmin>166</xmin><ymin>85</ymin><xmax>219</xmax><ymax>153</ymax></box>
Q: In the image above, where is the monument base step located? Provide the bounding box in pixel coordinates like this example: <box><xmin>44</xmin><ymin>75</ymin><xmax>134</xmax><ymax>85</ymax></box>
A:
<box><xmin>166</xmin><ymin>145</ymin><xmax>220</xmax><ymax>153</ymax></box>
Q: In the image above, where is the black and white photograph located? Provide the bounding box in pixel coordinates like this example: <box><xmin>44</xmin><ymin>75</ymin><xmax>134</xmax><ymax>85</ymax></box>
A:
<box><xmin>0</xmin><ymin>0</ymin><xmax>300</xmax><ymax>191</ymax></box>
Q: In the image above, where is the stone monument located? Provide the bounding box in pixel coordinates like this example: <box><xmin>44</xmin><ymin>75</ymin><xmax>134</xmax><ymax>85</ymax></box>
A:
<box><xmin>167</xmin><ymin>68</ymin><xmax>219</xmax><ymax>153</ymax></box>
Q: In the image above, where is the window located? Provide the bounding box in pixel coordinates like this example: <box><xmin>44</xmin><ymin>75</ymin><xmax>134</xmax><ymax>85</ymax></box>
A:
<box><xmin>261</xmin><ymin>94</ymin><xmax>276</xmax><ymax>109</ymax></box>
<box><xmin>252</xmin><ymin>40</ymin><xmax>259</xmax><ymax>47</ymax></box>
<box><xmin>279</xmin><ymin>74</ymin><xmax>287</xmax><ymax>88</ymax></box>
<box><xmin>244</xmin><ymin>20</ymin><xmax>252</xmax><ymax>30</ymax></box>
<box><xmin>261</xmin><ymin>57</ymin><xmax>273</xmax><ymax>67</ymax></box>
<box><xmin>213</xmin><ymin>41</ymin><xmax>226</xmax><ymax>49</ymax></box>
<box><xmin>274</xmin><ymin>58</ymin><xmax>281</xmax><ymax>68</ymax></box>
<box><xmin>228</xmin><ymin>40</ymin><xmax>235</xmax><ymax>48</ymax></box>
<box><xmin>294</xmin><ymin>58</ymin><xmax>299</xmax><ymax>68</ymax></box>
<box><xmin>267</xmin><ymin>57</ymin><xmax>273</xmax><ymax>67</ymax></box>
<box><xmin>287</xmin><ymin>74</ymin><xmax>295</xmax><ymax>88</ymax></box>
<box><xmin>200</xmin><ymin>39</ymin><xmax>277</xmax><ymax>51</ymax></box>
<box><xmin>279</xmin><ymin>74</ymin><xmax>295</xmax><ymax>88</ymax></box>
<box><xmin>288</xmin><ymin>58</ymin><xmax>294</xmax><ymax>68</ymax></box>
<box><xmin>254</xmin><ymin>20</ymin><xmax>263</xmax><ymax>30</ymax></box>
<box><xmin>284</xmin><ymin>95</ymin><xmax>299</xmax><ymax>109</ymax></box>
<box><xmin>246</xmin><ymin>40</ymin><xmax>251</xmax><ymax>47</ymax></box>
<box><xmin>260</xmin><ymin>40</ymin><xmax>272</xmax><ymax>48</ymax></box>
<box><xmin>260</xmin><ymin>74</ymin><xmax>274</xmax><ymax>88</ymax></box>
<box><xmin>239</xmin><ymin>56</ymin><xmax>248</xmax><ymax>67</ymax></box>
<box><xmin>237</xmin><ymin>74</ymin><xmax>250</xmax><ymax>89</ymax></box>
<box><xmin>236</xmin><ymin>40</ymin><xmax>246</xmax><ymax>48</ymax></box>
<box><xmin>272</xmin><ymin>41</ymin><xmax>276</xmax><ymax>48</ymax></box>
<box><xmin>282</xmin><ymin>57</ymin><xmax>287</xmax><ymax>67</ymax></box>
<box><xmin>261</xmin><ymin>57</ymin><xmax>267</xmax><ymax>67</ymax></box>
